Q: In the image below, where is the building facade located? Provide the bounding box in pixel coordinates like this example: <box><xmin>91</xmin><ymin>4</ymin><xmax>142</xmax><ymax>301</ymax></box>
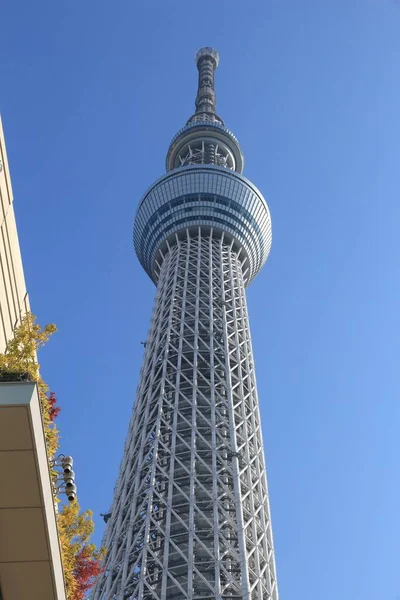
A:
<box><xmin>0</xmin><ymin>117</ymin><xmax>30</xmax><ymax>353</ymax></box>
<box><xmin>93</xmin><ymin>48</ymin><xmax>279</xmax><ymax>600</ymax></box>
<box><xmin>0</xmin><ymin>118</ymin><xmax>67</xmax><ymax>599</ymax></box>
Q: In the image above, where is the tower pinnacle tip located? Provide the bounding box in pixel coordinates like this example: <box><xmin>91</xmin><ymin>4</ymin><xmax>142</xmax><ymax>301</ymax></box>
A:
<box><xmin>195</xmin><ymin>47</ymin><xmax>219</xmax><ymax>68</ymax></box>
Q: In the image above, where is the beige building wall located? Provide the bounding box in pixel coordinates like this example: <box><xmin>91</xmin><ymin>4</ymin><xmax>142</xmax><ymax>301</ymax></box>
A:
<box><xmin>0</xmin><ymin>121</ymin><xmax>67</xmax><ymax>599</ymax></box>
<box><xmin>0</xmin><ymin>116</ymin><xmax>30</xmax><ymax>353</ymax></box>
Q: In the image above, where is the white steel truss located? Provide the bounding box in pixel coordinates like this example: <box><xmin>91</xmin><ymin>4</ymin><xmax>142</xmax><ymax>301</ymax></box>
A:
<box><xmin>92</xmin><ymin>229</ymin><xmax>279</xmax><ymax>600</ymax></box>
<box><xmin>178</xmin><ymin>141</ymin><xmax>234</xmax><ymax>169</ymax></box>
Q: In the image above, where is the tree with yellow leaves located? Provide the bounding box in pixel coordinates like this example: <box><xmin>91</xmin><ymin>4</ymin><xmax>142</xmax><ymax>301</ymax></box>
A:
<box><xmin>58</xmin><ymin>501</ymin><xmax>105</xmax><ymax>600</ymax></box>
<box><xmin>0</xmin><ymin>313</ymin><xmax>104</xmax><ymax>599</ymax></box>
<box><xmin>0</xmin><ymin>312</ymin><xmax>59</xmax><ymax>457</ymax></box>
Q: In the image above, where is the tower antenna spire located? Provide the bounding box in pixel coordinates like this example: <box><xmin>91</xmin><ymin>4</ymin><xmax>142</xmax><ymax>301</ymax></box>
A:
<box><xmin>194</xmin><ymin>47</ymin><xmax>220</xmax><ymax>116</ymax></box>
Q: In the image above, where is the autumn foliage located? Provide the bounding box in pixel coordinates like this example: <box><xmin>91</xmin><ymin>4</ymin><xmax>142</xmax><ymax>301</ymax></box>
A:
<box><xmin>0</xmin><ymin>313</ymin><xmax>104</xmax><ymax>599</ymax></box>
<box><xmin>58</xmin><ymin>500</ymin><xmax>105</xmax><ymax>599</ymax></box>
<box><xmin>74</xmin><ymin>547</ymin><xmax>104</xmax><ymax>600</ymax></box>
<box><xmin>0</xmin><ymin>312</ymin><xmax>59</xmax><ymax>456</ymax></box>
<box><xmin>49</xmin><ymin>391</ymin><xmax>61</xmax><ymax>421</ymax></box>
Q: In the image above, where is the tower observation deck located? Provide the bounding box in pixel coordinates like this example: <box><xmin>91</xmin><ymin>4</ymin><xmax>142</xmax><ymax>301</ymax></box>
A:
<box><xmin>93</xmin><ymin>48</ymin><xmax>279</xmax><ymax>600</ymax></box>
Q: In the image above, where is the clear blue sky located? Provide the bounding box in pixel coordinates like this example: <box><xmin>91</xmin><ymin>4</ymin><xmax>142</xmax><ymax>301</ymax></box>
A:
<box><xmin>1</xmin><ymin>1</ymin><xmax>400</xmax><ymax>598</ymax></box>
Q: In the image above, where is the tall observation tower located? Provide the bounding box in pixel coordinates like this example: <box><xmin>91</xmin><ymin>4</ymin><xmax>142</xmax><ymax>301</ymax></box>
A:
<box><xmin>93</xmin><ymin>48</ymin><xmax>278</xmax><ymax>600</ymax></box>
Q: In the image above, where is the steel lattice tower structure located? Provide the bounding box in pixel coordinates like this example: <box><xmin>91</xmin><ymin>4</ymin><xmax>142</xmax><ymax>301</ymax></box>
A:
<box><xmin>93</xmin><ymin>48</ymin><xmax>278</xmax><ymax>600</ymax></box>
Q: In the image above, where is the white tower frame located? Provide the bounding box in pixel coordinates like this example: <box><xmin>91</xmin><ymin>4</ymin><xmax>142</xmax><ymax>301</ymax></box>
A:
<box><xmin>92</xmin><ymin>48</ymin><xmax>279</xmax><ymax>600</ymax></box>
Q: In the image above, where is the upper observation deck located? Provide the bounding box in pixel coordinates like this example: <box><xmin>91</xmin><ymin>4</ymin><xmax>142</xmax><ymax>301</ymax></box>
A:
<box><xmin>134</xmin><ymin>48</ymin><xmax>271</xmax><ymax>285</ymax></box>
